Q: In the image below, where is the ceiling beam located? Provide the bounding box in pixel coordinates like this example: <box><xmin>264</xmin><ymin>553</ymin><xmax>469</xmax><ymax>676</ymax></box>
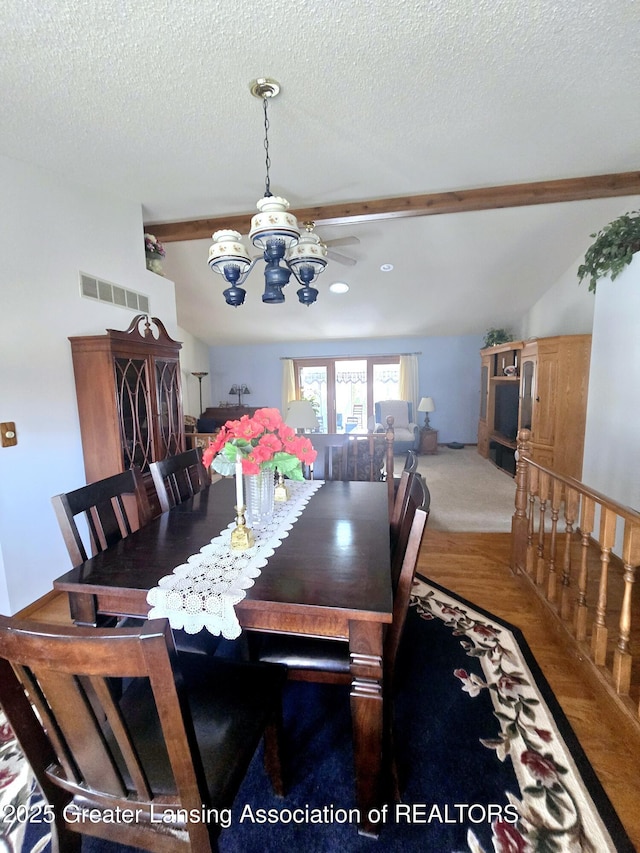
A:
<box><xmin>146</xmin><ymin>171</ymin><xmax>640</xmax><ymax>242</ymax></box>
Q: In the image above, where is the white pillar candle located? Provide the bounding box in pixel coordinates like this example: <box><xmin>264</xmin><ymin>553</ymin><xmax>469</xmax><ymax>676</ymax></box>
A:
<box><xmin>235</xmin><ymin>452</ymin><xmax>244</xmax><ymax>508</ymax></box>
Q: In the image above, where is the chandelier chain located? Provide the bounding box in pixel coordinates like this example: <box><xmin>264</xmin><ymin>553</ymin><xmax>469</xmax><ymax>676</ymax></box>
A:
<box><xmin>263</xmin><ymin>96</ymin><xmax>272</xmax><ymax>198</ymax></box>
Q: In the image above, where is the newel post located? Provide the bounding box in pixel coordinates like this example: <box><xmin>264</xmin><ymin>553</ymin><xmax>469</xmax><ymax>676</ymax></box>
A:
<box><xmin>511</xmin><ymin>429</ymin><xmax>532</xmax><ymax>574</ymax></box>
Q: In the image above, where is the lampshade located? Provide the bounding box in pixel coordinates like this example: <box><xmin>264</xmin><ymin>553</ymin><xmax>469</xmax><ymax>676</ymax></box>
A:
<box><xmin>285</xmin><ymin>400</ymin><xmax>319</xmax><ymax>430</ymax></box>
<box><xmin>418</xmin><ymin>397</ymin><xmax>435</xmax><ymax>413</ymax></box>
<box><xmin>249</xmin><ymin>197</ymin><xmax>300</xmax><ymax>251</ymax></box>
<box><xmin>286</xmin><ymin>224</ymin><xmax>328</xmax><ymax>306</ymax></box>
<box><xmin>229</xmin><ymin>384</ymin><xmax>250</xmax><ymax>396</ymax></box>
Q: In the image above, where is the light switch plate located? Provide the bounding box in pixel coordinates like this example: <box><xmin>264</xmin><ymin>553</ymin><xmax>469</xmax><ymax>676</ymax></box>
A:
<box><xmin>1</xmin><ymin>422</ymin><xmax>17</xmax><ymax>447</ymax></box>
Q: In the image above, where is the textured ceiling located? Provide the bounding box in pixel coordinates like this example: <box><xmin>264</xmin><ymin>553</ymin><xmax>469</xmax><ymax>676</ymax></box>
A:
<box><xmin>3</xmin><ymin>1</ymin><xmax>639</xmax><ymax>344</ymax></box>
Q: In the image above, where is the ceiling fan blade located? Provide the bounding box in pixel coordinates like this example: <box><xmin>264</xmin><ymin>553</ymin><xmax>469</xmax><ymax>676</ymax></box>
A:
<box><xmin>324</xmin><ymin>236</ymin><xmax>361</xmax><ymax>248</ymax></box>
<box><xmin>327</xmin><ymin>249</ymin><xmax>357</xmax><ymax>266</ymax></box>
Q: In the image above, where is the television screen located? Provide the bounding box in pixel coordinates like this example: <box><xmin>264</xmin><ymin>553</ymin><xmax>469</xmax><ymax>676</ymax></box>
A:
<box><xmin>494</xmin><ymin>384</ymin><xmax>519</xmax><ymax>440</ymax></box>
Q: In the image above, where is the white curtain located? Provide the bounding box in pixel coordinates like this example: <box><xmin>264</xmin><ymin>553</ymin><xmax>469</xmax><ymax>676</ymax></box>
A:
<box><xmin>399</xmin><ymin>354</ymin><xmax>419</xmax><ymax>420</ymax></box>
<box><xmin>281</xmin><ymin>358</ymin><xmax>297</xmax><ymax>416</ymax></box>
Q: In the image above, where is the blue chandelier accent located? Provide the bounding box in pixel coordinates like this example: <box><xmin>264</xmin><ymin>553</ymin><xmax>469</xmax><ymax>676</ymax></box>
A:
<box><xmin>207</xmin><ymin>79</ymin><xmax>327</xmax><ymax>307</ymax></box>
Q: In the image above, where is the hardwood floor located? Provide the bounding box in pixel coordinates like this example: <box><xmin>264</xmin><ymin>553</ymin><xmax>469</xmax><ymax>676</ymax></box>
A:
<box><xmin>420</xmin><ymin>529</ymin><xmax>640</xmax><ymax>851</ymax></box>
<box><xmin>18</xmin><ymin>530</ymin><xmax>640</xmax><ymax>849</ymax></box>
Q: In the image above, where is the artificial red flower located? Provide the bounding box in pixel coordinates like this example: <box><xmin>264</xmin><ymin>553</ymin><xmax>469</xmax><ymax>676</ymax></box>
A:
<box><xmin>202</xmin><ymin>444</ymin><xmax>216</xmax><ymax>468</ymax></box>
<box><xmin>241</xmin><ymin>457</ymin><xmax>261</xmax><ymax>475</ymax></box>
<box><xmin>258</xmin><ymin>433</ymin><xmax>282</xmax><ymax>454</ymax></box>
<box><xmin>296</xmin><ymin>439</ymin><xmax>317</xmax><ymax>464</ymax></box>
<box><xmin>253</xmin><ymin>408</ymin><xmax>282</xmax><ymax>431</ymax></box>
<box><xmin>251</xmin><ymin>444</ymin><xmax>274</xmax><ymax>464</ymax></box>
<box><xmin>205</xmin><ymin>407</ymin><xmax>315</xmax><ymax>481</ymax></box>
<box><xmin>235</xmin><ymin>415</ymin><xmax>264</xmax><ymax>441</ymax></box>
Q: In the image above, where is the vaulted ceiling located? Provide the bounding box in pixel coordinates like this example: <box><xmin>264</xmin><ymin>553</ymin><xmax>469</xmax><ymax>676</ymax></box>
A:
<box><xmin>3</xmin><ymin>1</ymin><xmax>639</xmax><ymax>345</ymax></box>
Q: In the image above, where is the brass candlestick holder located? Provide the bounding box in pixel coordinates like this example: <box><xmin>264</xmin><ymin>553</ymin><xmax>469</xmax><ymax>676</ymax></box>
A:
<box><xmin>230</xmin><ymin>505</ymin><xmax>255</xmax><ymax>551</ymax></box>
<box><xmin>274</xmin><ymin>471</ymin><xmax>290</xmax><ymax>502</ymax></box>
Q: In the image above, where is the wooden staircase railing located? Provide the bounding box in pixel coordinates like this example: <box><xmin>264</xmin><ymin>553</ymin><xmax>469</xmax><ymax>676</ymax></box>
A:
<box><xmin>511</xmin><ymin>429</ymin><xmax>640</xmax><ymax>722</ymax></box>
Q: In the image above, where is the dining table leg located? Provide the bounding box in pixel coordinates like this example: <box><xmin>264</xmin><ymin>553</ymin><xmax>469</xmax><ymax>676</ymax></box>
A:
<box><xmin>68</xmin><ymin>591</ymin><xmax>99</xmax><ymax>626</ymax></box>
<box><xmin>349</xmin><ymin>619</ymin><xmax>386</xmax><ymax>837</ymax></box>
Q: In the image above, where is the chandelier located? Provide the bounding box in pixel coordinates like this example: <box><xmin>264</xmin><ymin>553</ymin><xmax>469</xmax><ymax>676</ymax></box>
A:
<box><xmin>208</xmin><ymin>78</ymin><xmax>328</xmax><ymax>307</ymax></box>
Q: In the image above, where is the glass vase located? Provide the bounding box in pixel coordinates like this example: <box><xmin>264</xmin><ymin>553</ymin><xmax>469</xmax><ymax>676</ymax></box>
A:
<box><xmin>244</xmin><ymin>470</ymin><xmax>275</xmax><ymax>528</ymax></box>
<box><xmin>146</xmin><ymin>252</ymin><xmax>164</xmax><ymax>275</ymax></box>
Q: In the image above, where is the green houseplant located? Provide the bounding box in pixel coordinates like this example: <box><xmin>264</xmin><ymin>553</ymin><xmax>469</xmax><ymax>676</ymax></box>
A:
<box><xmin>483</xmin><ymin>328</ymin><xmax>513</xmax><ymax>348</ymax></box>
<box><xmin>577</xmin><ymin>210</ymin><xmax>640</xmax><ymax>293</ymax></box>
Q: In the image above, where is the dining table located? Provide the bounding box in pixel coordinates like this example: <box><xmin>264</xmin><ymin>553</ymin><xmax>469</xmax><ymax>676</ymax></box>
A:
<box><xmin>53</xmin><ymin>476</ymin><xmax>393</xmax><ymax>837</ymax></box>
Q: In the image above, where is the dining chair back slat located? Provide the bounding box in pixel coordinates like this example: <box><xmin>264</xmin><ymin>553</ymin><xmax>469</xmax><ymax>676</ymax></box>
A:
<box><xmin>403</xmin><ymin>450</ymin><xmax>418</xmax><ymax>473</ymax></box>
<box><xmin>391</xmin><ymin>474</ymin><xmax>429</xmax><ymax>593</ymax></box>
<box><xmin>390</xmin><ymin>470</ymin><xmax>414</xmax><ymax>553</ymax></box>
<box><xmin>149</xmin><ymin>448</ymin><xmax>209</xmax><ymax>514</ymax></box>
<box><xmin>324</xmin><ymin>440</ymin><xmax>347</xmax><ymax>480</ymax></box>
<box><xmin>0</xmin><ymin>616</ymin><xmax>286</xmax><ymax>853</ymax></box>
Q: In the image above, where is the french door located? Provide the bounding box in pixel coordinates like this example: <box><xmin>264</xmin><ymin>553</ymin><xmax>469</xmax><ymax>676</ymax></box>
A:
<box><xmin>293</xmin><ymin>356</ymin><xmax>399</xmax><ymax>433</ymax></box>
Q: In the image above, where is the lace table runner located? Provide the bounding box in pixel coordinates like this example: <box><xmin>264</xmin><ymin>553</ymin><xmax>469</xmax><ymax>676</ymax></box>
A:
<box><xmin>146</xmin><ymin>479</ymin><xmax>323</xmax><ymax>639</ymax></box>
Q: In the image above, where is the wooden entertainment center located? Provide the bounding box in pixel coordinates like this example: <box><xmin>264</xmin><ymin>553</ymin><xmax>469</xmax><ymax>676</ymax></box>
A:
<box><xmin>478</xmin><ymin>334</ymin><xmax>591</xmax><ymax>479</ymax></box>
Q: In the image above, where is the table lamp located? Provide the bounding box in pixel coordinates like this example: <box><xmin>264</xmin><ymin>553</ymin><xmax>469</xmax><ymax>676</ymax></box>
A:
<box><xmin>285</xmin><ymin>400</ymin><xmax>319</xmax><ymax>433</ymax></box>
<box><xmin>418</xmin><ymin>397</ymin><xmax>435</xmax><ymax>429</ymax></box>
<box><xmin>229</xmin><ymin>384</ymin><xmax>251</xmax><ymax>406</ymax></box>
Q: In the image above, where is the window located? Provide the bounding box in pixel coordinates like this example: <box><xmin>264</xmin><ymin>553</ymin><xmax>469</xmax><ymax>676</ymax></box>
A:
<box><xmin>293</xmin><ymin>356</ymin><xmax>400</xmax><ymax>433</ymax></box>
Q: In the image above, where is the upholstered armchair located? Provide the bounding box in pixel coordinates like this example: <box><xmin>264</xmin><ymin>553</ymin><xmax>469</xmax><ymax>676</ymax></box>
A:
<box><xmin>374</xmin><ymin>400</ymin><xmax>420</xmax><ymax>453</ymax></box>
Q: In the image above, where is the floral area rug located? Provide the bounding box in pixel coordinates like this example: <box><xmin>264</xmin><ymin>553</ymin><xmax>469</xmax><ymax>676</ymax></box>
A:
<box><xmin>0</xmin><ymin>712</ymin><xmax>50</xmax><ymax>853</ymax></box>
<box><xmin>406</xmin><ymin>577</ymin><xmax>633</xmax><ymax>852</ymax></box>
<box><xmin>3</xmin><ymin>580</ymin><xmax>634</xmax><ymax>853</ymax></box>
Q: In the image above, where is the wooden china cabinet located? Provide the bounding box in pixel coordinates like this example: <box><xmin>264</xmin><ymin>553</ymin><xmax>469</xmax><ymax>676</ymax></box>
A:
<box><xmin>69</xmin><ymin>315</ymin><xmax>185</xmax><ymax>512</ymax></box>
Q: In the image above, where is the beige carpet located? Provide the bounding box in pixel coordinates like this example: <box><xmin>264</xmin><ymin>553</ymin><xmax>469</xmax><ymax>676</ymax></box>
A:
<box><xmin>406</xmin><ymin>446</ymin><xmax>516</xmax><ymax>532</ymax></box>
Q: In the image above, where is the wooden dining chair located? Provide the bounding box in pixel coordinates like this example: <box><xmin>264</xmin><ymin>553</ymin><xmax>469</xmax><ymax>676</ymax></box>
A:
<box><xmin>149</xmin><ymin>448</ymin><xmax>210</xmax><ymax>514</ymax></box>
<box><xmin>253</xmin><ymin>501</ymin><xmax>429</xmax><ymax>689</ymax></box>
<box><xmin>341</xmin><ymin>417</ymin><xmax>396</xmax><ymax>513</ymax></box>
<box><xmin>52</xmin><ymin>465</ymin><xmax>220</xmax><ymax>655</ymax></box>
<box><xmin>51</xmin><ymin>466</ymin><xmax>151</xmax><ymax>567</ymax></box>
<box><xmin>0</xmin><ymin>616</ymin><xmax>286</xmax><ymax>853</ymax></box>
<box><xmin>251</xmin><ymin>503</ymin><xmax>428</xmax><ymax>798</ymax></box>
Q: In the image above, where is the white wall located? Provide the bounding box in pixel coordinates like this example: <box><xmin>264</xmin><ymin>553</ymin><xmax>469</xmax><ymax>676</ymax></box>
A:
<box><xmin>582</xmin><ymin>255</ymin><xmax>640</xmax><ymax>512</ymax></box>
<box><xmin>520</xmin><ymin>260</ymin><xmax>595</xmax><ymax>340</ymax></box>
<box><xmin>177</xmin><ymin>328</ymin><xmax>211</xmax><ymax>417</ymax></box>
<box><xmin>0</xmin><ymin>155</ymin><xmax>205</xmax><ymax>613</ymax></box>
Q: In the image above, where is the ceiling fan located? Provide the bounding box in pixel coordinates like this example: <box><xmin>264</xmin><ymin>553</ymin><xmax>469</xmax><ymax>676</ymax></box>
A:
<box><xmin>301</xmin><ymin>222</ymin><xmax>360</xmax><ymax>266</ymax></box>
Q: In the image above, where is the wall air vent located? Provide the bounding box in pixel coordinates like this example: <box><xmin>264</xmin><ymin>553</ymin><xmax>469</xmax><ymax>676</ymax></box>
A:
<box><xmin>80</xmin><ymin>273</ymin><xmax>149</xmax><ymax>314</ymax></box>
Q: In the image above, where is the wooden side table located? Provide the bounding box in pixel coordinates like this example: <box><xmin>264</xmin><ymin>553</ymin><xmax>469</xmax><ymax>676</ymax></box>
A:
<box><xmin>419</xmin><ymin>428</ymin><xmax>438</xmax><ymax>454</ymax></box>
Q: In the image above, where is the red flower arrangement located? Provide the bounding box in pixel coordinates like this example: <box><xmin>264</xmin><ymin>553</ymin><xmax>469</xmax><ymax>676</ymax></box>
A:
<box><xmin>201</xmin><ymin>407</ymin><xmax>317</xmax><ymax>480</ymax></box>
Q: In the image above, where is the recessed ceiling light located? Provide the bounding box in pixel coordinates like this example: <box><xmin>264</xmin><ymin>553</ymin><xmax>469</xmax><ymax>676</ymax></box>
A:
<box><xmin>380</xmin><ymin>263</ymin><xmax>394</xmax><ymax>272</ymax></box>
<box><xmin>329</xmin><ymin>282</ymin><xmax>349</xmax><ymax>294</ymax></box>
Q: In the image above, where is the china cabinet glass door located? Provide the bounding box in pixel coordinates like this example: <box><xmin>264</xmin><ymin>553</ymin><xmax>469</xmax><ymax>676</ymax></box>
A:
<box><xmin>115</xmin><ymin>357</ymin><xmax>153</xmax><ymax>471</ymax></box>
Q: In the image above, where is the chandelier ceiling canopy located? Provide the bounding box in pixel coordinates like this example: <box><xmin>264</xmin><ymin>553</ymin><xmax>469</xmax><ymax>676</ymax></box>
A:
<box><xmin>208</xmin><ymin>79</ymin><xmax>328</xmax><ymax>307</ymax></box>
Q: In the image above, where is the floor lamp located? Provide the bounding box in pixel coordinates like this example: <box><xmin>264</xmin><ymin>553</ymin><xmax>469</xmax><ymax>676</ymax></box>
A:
<box><xmin>191</xmin><ymin>372</ymin><xmax>208</xmax><ymax>416</ymax></box>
